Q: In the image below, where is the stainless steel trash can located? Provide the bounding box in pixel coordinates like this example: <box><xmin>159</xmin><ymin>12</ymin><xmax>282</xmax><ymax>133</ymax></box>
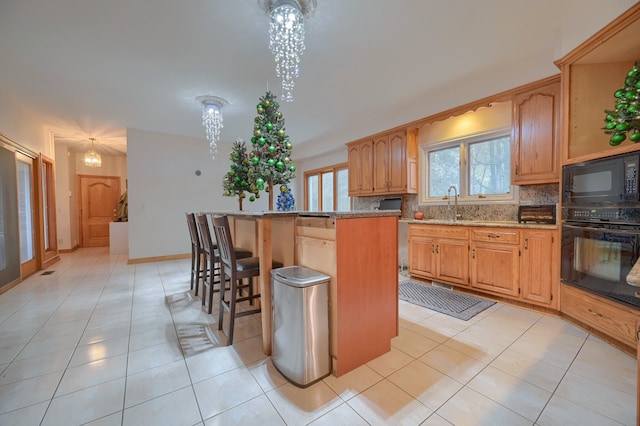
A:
<box><xmin>271</xmin><ymin>266</ymin><xmax>330</xmax><ymax>387</ymax></box>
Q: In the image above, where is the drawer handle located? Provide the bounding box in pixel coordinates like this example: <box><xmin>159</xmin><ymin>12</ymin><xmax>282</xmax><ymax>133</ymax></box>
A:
<box><xmin>588</xmin><ymin>308</ymin><xmax>603</xmax><ymax>317</ymax></box>
<box><xmin>488</xmin><ymin>234</ymin><xmax>500</xmax><ymax>239</ymax></box>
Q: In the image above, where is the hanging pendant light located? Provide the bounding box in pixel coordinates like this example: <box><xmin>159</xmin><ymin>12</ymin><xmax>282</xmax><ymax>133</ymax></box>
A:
<box><xmin>259</xmin><ymin>0</ymin><xmax>316</xmax><ymax>102</ymax></box>
<box><xmin>84</xmin><ymin>138</ymin><xmax>102</xmax><ymax>168</ymax></box>
<box><xmin>197</xmin><ymin>95</ymin><xmax>228</xmax><ymax>159</ymax></box>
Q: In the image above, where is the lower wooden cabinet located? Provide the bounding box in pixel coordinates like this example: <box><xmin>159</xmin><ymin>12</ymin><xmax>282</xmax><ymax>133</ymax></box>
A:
<box><xmin>408</xmin><ymin>223</ymin><xmax>558</xmax><ymax>309</ymax></box>
<box><xmin>521</xmin><ymin>229</ymin><xmax>557</xmax><ymax>308</ymax></box>
<box><xmin>561</xmin><ymin>283</ymin><xmax>639</xmax><ymax>351</ymax></box>
<box><xmin>408</xmin><ymin>224</ymin><xmax>468</xmax><ymax>286</ymax></box>
<box><xmin>470</xmin><ymin>228</ymin><xmax>520</xmax><ymax>297</ymax></box>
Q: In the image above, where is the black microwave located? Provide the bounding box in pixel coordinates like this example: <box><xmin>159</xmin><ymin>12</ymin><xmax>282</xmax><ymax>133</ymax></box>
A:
<box><xmin>563</xmin><ymin>152</ymin><xmax>640</xmax><ymax>206</ymax></box>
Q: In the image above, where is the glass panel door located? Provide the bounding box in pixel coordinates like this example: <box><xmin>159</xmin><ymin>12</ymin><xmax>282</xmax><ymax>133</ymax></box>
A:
<box><xmin>0</xmin><ymin>145</ymin><xmax>20</xmax><ymax>289</ymax></box>
<box><xmin>17</xmin><ymin>152</ymin><xmax>37</xmax><ymax>277</ymax></box>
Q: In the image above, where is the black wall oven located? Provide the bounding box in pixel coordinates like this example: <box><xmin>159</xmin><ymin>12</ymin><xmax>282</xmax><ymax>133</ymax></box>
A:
<box><xmin>561</xmin><ymin>153</ymin><xmax>640</xmax><ymax>309</ymax></box>
<box><xmin>561</xmin><ymin>216</ymin><xmax>640</xmax><ymax>308</ymax></box>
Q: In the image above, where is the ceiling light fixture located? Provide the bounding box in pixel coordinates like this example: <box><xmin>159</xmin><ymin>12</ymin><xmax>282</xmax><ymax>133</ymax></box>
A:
<box><xmin>259</xmin><ymin>0</ymin><xmax>316</xmax><ymax>102</ymax></box>
<box><xmin>196</xmin><ymin>95</ymin><xmax>228</xmax><ymax>159</ymax></box>
<box><xmin>84</xmin><ymin>138</ymin><xmax>102</xmax><ymax>168</ymax></box>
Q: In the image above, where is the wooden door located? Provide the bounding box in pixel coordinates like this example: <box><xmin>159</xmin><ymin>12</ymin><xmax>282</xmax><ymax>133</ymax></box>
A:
<box><xmin>408</xmin><ymin>236</ymin><xmax>436</xmax><ymax>279</ymax></box>
<box><xmin>387</xmin><ymin>131</ymin><xmax>407</xmax><ymax>193</ymax></box>
<box><xmin>79</xmin><ymin>175</ymin><xmax>121</xmax><ymax>247</ymax></box>
<box><xmin>511</xmin><ymin>79</ymin><xmax>560</xmax><ymax>185</ymax></box>
<box><xmin>471</xmin><ymin>242</ymin><xmax>519</xmax><ymax>296</ymax></box>
<box><xmin>521</xmin><ymin>230</ymin><xmax>556</xmax><ymax>306</ymax></box>
<box><xmin>372</xmin><ymin>135</ymin><xmax>389</xmax><ymax>193</ymax></box>
<box><xmin>436</xmin><ymin>238</ymin><xmax>469</xmax><ymax>285</ymax></box>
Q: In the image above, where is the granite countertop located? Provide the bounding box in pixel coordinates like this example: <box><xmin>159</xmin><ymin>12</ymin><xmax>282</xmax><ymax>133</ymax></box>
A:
<box><xmin>400</xmin><ymin>218</ymin><xmax>557</xmax><ymax>229</ymax></box>
<box><xmin>209</xmin><ymin>210</ymin><xmax>401</xmax><ymax>219</ymax></box>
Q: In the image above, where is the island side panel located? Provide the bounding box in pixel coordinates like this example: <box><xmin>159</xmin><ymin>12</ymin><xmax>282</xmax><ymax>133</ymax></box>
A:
<box><xmin>335</xmin><ymin>215</ymin><xmax>399</xmax><ymax>376</ymax></box>
<box><xmin>295</xmin><ymin>217</ymin><xmax>338</xmax><ymax>372</ymax></box>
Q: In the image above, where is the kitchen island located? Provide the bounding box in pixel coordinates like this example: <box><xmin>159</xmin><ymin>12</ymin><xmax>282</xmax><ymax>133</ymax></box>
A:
<box><xmin>215</xmin><ymin>210</ymin><xmax>399</xmax><ymax>376</ymax></box>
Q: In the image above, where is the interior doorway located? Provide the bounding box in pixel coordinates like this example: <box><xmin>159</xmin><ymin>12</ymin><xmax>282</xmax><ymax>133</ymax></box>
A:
<box><xmin>78</xmin><ymin>175</ymin><xmax>121</xmax><ymax>247</ymax></box>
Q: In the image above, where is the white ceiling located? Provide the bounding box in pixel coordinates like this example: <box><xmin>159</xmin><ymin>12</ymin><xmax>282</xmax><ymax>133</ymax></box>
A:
<box><xmin>0</xmin><ymin>0</ymin><xmax>635</xmax><ymax>159</ymax></box>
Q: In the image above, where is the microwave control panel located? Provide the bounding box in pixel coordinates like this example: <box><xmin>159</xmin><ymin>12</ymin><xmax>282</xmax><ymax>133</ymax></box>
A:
<box><xmin>624</xmin><ymin>158</ymin><xmax>638</xmax><ymax>195</ymax></box>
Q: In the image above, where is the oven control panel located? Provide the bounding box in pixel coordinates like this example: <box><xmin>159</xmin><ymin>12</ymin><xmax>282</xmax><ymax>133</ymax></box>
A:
<box><xmin>564</xmin><ymin>207</ymin><xmax>640</xmax><ymax>224</ymax></box>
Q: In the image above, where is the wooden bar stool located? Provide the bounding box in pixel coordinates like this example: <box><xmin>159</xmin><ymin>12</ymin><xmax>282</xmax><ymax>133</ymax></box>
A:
<box><xmin>211</xmin><ymin>214</ymin><xmax>282</xmax><ymax>345</ymax></box>
<box><xmin>196</xmin><ymin>213</ymin><xmax>252</xmax><ymax>314</ymax></box>
<box><xmin>185</xmin><ymin>213</ymin><xmax>205</xmax><ymax>296</ymax></box>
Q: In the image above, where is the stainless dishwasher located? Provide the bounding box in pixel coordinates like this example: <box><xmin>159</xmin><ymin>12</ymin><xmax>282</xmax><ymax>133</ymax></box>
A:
<box><xmin>271</xmin><ymin>266</ymin><xmax>330</xmax><ymax>387</ymax></box>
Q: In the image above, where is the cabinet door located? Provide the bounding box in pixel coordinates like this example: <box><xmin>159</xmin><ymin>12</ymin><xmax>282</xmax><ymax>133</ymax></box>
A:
<box><xmin>511</xmin><ymin>79</ymin><xmax>560</xmax><ymax>185</ymax></box>
<box><xmin>347</xmin><ymin>141</ymin><xmax>373</xmax><ymax>195</ymax></box>
<box><xmin>521</xmin><ymin>229</ymin><xmax>556</xmax><ymax>306</ymax></box>
<box><xmin>409</xmin><ymin>236</ymin><xmax>436</xmax><ymax>279</ymax></box>
<box><xmin>372</xmin><ymin>136</ymin><xmax>389</xmax><ymax>193</ymax></box>
<box><xmin>387</xmin><ymin>131</ymin><xmax>407</xmax><ymax>193</ymax></box>
<box><xmin>347</xmin><ymin>143</ymin><xmax>362</xmax><ymax>194</ymax></box>
<box><xmin>471</xmin><ymin>242</ymin><xmax>519</xmax><ymax>296</ymax></box>
<box><xmin>436</xmin><ymin>238</ymin><xmax>469</xmax><ymax>285</ymax></box>
<box><xmin>360</xmin><ymin>142</ymin><xmax>374</xmax><ymax>193</ymax></box>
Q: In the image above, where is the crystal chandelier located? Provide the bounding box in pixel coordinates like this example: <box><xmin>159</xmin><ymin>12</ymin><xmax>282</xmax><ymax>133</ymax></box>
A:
<box><xmin>260</xmin><ymin>0</ymin><xmax>316</xmax><ymax>102</ymax></box>
<box><xmin>196</xmin><ymin>95</ymin><xmax>227</xmax><ymax>159</ymax></box>
<box><xmin>84</xmin><ymin>138</ymin><xmax>102</xmax><ymax>168</ymax></box>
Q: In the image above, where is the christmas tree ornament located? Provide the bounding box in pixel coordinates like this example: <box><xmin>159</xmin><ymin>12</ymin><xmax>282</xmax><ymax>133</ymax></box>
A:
<box><xmin>276</xmin><ymin>161</ymin><xmax>284</xmax><ymax>169</ymax></box>
<box><xmin>278</xmin><ymin>129</ymin><xmax>285</xmax><ymax>138</ymax></box>
<box><xmin>268</xmin><ymin>145</ymin><xmax>276</xmax><ymax>153</ymax></box>
<box><xmin>268</xmin><ymin>158</ymin><xmax>276</xmax><ymax>166</ymax></box>
<box><xmin>266</xmin><ymin>123</ymin><xmax>274</xmax><ymax>131</ymax></box>
<box><xmin>257</xmin><ymin>107</ymin><xmax>264</xmax><ymax>114</ymax></box>
<box><xmin>258</xmin><ymin>137</ymin><xmax>266</xmax><ymax>145</ymax></box>
<box><xmin>264</xmin><ymin>100</ymin><xmax>271</xmax><ymax>107</ymax></box>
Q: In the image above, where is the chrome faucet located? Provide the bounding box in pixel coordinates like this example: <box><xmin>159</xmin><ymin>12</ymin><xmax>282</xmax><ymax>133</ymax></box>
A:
<box><xmin>447</xmin><ymin>184</ymin><xmax>458</xmax><ymax>222</ymax></box>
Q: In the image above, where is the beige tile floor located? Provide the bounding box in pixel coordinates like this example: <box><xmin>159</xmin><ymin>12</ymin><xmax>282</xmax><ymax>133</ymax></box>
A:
<box><xmin>0</xmin><ymin>247</ymin><xmax>636</xmax><ymax>425</ymax></box>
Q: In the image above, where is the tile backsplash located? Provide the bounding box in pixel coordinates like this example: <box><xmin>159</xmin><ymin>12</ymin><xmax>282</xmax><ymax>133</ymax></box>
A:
<box><xmin>353</xmin><ymin>184</ymin><xmax>559</xmax><ymax>221</ymax></box>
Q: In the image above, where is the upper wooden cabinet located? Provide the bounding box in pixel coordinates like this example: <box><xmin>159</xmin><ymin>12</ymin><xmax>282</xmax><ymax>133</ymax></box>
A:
<box><xmin>348</xmin><ymin>128</ymin><xmax>417</xmax><ymax>196</ymax></box>
<box><xmin>511</xmin><ymin>77</ymin><xmax>561</xmax><ymax>185</ymax></box>
<box><xmin>556</xmin><ymin>3</ymin><xmax>640</xmax><ymax>163</ymax></box>
<box><xmin>347</xmin><ymin>139</ymin><xmax>373</xmax><ymax>195</ymax></box>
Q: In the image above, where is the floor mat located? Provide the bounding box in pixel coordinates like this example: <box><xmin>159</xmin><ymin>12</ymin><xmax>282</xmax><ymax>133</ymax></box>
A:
<box><xmin>399</xmin><ymin>280</ymin><xmax>496</xmax><ymax>321</ymax></box>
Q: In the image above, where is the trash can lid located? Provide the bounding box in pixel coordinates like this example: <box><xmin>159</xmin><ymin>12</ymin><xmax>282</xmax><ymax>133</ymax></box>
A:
<box><xmin>272</xmin><ymin>266</ymin><xmax>330</xmax><ymax>285</ymax></box>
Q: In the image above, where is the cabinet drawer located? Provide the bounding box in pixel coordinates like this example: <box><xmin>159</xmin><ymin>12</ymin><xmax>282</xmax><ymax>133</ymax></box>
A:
<box><xmin>561</xmin><ymin>284</ymin><xmax>639</xmax><ymax>348</ymax></box>
<box><xmin>471</xmin><ymin>228</ymin><xmax>519</xmax><ymax>244</ymax></box>
<box><xmin>409</xmin><ymin>225</ymin><xmax>468</xmax><ymax>240</ymax></box>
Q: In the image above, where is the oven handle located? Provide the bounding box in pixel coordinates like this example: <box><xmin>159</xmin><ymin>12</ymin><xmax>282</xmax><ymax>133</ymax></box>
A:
<box><xmin>562</xmin><ymin>223</ymin><xmax>640</xmax><ymax>235</ymax></box>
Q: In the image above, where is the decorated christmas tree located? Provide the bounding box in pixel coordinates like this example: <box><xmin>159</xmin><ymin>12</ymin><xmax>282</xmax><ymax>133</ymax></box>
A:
<box><xmin>222</xmin><ymin>139</ymin><xmax>252</xmax><ymax>210</ymax></box>
<box><xmin>247</xmin><ymin>91</ymin><xmax>296</xmax><ymax>210</ymax></box>
<box><xmin>603</xmin><ymin>60</ymin><xmax>640</xmax><ymax>146</ymax></box>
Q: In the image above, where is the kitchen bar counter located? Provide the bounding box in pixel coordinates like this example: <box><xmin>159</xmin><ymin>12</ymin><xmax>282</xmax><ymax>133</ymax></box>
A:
<box><xmin>401</xmin><ymin>218</ymin><xmax>557</xmax><ymax>229</ymax></box>
<box><xmin>209</xmin><ymin>210</ymin><xmax>399</xmax><ymax>376</ymax></box>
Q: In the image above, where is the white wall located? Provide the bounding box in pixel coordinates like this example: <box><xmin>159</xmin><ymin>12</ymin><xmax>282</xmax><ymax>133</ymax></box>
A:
<box><xmin>0</xmin><ymin>88</ymin><xmax>51</xmax><ymax>156</ymax></box>
<box><xmin>127</xmin><ymin>128</ymin><xmax>272</xmax><ymax>260</ymax></box>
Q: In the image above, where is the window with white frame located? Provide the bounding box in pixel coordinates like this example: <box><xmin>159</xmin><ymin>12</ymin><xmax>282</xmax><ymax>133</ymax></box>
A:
<box><xmin>421</xmin><ymin>129</ymin><xmax>517</xmax><ymax>203</ymax></box>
